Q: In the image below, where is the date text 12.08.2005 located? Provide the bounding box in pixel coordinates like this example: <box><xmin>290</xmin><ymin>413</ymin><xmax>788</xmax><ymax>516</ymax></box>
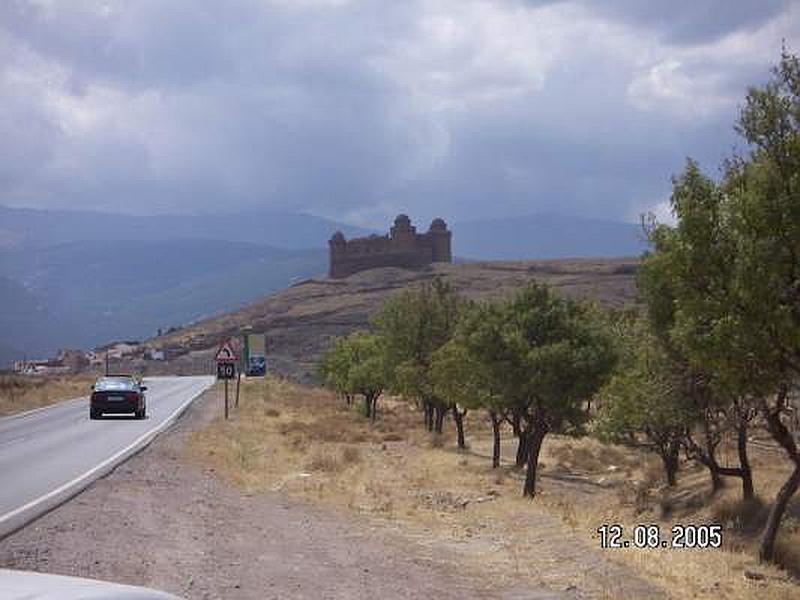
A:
<box><xmin>597</xmin><ymin>523</ymin><xmax>722</xmax><ymax>549</ymax></box>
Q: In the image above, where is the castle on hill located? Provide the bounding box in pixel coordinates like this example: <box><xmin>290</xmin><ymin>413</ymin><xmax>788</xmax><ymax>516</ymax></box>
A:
<box><xmin>328</xmin><ymin>214</ymin><xmax>452</xmax><ymax>278</ymax></box>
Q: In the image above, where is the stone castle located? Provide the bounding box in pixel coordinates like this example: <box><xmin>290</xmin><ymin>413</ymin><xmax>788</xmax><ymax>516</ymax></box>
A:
<box><xmin>328</xmin><ymin>214</ymin><xmax>452</xmax><ymax>278</ymax></box>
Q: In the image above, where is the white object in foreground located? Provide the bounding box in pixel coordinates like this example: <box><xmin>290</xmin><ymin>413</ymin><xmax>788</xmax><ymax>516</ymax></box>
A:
<box><xmin>0</xmin><ymin>569</ymin><xmax>181</xmax><ymax>600</ymax></box>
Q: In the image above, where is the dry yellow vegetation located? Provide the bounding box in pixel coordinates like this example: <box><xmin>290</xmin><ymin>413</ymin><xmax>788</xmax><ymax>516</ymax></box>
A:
<box><xmin>188</xmin><ymin>377</ymin><xmax>800</xmax><ymax>599</ymax></box>
<box><xmin>0</xmin><ymin>374</ymin><xmax>95</xmax><ymax>417</ymax></box>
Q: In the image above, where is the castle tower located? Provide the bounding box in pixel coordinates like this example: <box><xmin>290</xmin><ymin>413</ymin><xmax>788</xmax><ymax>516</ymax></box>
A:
<box><xmin>328</xmin><ymin>231</ymin><xmax>346</xmax><ymax>278</ymax></box>
<box><xmin>428</xmin><ymin>218</ymin><xmax>452</xmax><ymax>262</ymax></box>
<box><xmin>389</xmin><ymin>214</ymin><xmax>416</xmax><ymax>246</ymax></box>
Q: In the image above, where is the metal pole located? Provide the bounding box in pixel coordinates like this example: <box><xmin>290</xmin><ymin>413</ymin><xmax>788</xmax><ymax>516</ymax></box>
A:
<box><xmin>224</xmin><ymin>378</ymin><xmax>229</xmax><ymax>420</ymax></box>
<box><xmin>105</xmin><ymin>351</ymin><xmax>109</xmax><ymax>376</ymax></box>
<box><xmin>235</xmin><ymin>370</ymin><xmax>241</xmax><ymax>408</ymax></box>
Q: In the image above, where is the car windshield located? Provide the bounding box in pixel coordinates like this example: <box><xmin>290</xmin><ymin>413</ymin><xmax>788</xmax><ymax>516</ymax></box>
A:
<box><xmin>94</xmin><ymin>378</ymin><xmax>137</xmax><ymax>392</ymax></box>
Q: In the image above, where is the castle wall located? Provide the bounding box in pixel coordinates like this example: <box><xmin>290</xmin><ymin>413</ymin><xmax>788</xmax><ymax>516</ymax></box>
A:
<box><xmin>329</xmin><ymin>216</ymin><xmax>451</xmax><ymax>278</ymax></box>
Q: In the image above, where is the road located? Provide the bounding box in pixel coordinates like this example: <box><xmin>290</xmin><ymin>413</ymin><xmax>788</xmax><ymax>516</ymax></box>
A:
<box><xmin>0</xmin><ymin>376</ymin><xmax>214</xmax><ymax>538</ymax></box>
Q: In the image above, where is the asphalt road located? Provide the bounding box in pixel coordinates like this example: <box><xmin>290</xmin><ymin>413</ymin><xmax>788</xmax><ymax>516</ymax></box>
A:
<box><xmin>0</xmin><ymin>376</ymin><xmax>214</xmax><ymax>537</ymax></box>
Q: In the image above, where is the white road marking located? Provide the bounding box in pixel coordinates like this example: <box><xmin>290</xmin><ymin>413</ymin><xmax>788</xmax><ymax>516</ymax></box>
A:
<box><xmin>0</xmin><ymin>378</ymin><xmax>213</xmax><ymax>534</ymax></box>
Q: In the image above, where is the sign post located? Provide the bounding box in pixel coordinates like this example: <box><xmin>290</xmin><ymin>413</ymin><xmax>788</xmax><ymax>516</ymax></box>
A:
<box><xmin>215</xmin><ymin>339</ymin><xmax>238</xmax><ymax>420</ymax></box>
<box><xmin>235</xmin><ymin>370</ymin><xmax>241</xmax><ymax>408</ymax></box>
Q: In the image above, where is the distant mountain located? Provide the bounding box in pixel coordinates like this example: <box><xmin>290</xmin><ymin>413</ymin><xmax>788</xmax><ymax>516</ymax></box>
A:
<box><xmin>0</xmin><ymin>275</ymin><xmax>79</xmax><ymax>365</ymax></box>
<box><xmin>0</xmin><ymin>240</ymin><xmax>326</xmax><ymax>363</ymax></box>
<box><xmin>452</xmin><ymin>214</ymin><xmax>648</xmax><ymax>260</ymax></box>
<box><xmin>0</xmin><ymin>204</ymin><xmax>355</xmax><ymax>363</ymax></box>
<box><xmin>0</xmin><ymin>205</ymin><xmax>370</xmax><ymax>250</ymax></box>
<box><xmin>0</xmin><ymin>206</ymin><xmax>650</xmax><ymax>365</ymax></box>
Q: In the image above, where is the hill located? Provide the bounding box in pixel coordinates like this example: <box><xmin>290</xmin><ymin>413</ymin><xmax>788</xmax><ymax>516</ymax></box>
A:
<box><xmin>0</xmin><ymin>240</ymin><xmax>326</xmax><ymax>362</ymax></box>
<box><xmin>0</xmin><ymin>205</ymin><xmax>370</xmax><ymax>250</ymax></box>
<box><xmin>453</xmin><ymin>214</ymin><xmax>648</xmax><ymax>259</ymax></box>
<box><xmin>151</xmin><ymin>258</ymin><xmax>638</xmax><ymax>380</ymax></box>
<box><xmin>0</xmin><ymin>275</ymin><xmax>78</xmax><ymax>365</ymax></box>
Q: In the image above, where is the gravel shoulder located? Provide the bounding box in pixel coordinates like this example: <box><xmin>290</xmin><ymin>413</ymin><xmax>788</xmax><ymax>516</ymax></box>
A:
<box><xmin>0</xmin><ymin>387</ymin><xmax>579</xmax><ymax>599</ymax></box>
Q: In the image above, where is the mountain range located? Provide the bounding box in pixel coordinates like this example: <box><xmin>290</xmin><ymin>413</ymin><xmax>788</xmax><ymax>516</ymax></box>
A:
<box><xmin>0</xmin><ymin>205</ymin><xmax>648</xmax><ymax>366</ymax></box>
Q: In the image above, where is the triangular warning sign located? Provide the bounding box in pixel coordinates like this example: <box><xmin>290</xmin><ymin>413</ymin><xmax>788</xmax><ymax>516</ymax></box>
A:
<box><xmin>215</xmin><ymin>339</ymin><xmax>238</xmax><ymax>361</ymax></box>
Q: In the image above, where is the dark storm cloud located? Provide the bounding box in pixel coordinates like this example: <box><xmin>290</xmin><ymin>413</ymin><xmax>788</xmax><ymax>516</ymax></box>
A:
<box><xmin>0</xmin><ymin>0</ymin><xmax>798</xmax><ymax>226</ymax></box>
<box><xmin>524</xmin><ymin>0</ymin><xmax>794</xmax><ymax>44</ymax></box>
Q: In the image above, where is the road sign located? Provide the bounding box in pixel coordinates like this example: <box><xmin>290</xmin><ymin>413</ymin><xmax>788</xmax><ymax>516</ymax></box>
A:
<box><xmin>217</xmin><ymin>361</ymin><xmax>236</xmax><ymax>380</ymax></box>
<box><xmin>215</xmin><ymin>339</ymin><xmax>238</xmax><ymax>362</ymax></box>
<box><xmin>243</xmin><ymin>333</ymin><xmax>266</xmax><ymax>376</ymax></box>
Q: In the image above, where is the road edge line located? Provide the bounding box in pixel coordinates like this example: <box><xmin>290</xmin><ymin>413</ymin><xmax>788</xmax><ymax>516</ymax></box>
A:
<box><xmin>0</xmin><ymin>377</ymin><xmax>214</xmax><ymax>540</ymax></box>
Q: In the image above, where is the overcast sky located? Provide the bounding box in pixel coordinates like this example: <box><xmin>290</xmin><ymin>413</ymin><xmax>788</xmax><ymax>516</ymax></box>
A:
<box><xmin>1</xmin><ymin>0</ymin><xmax>798</xmax><ymax>227</ymax></box>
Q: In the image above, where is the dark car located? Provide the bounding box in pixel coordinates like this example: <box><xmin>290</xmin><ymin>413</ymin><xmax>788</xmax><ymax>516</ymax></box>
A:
<box><xmin>90</xmin><ymin>376</ymin><xmax>147</xmax><ymax>420</ymax></box>
<box><xmin>247</xmin><ymin>355</ymin><xmax>266</xmax><ymax>376</ymax></box>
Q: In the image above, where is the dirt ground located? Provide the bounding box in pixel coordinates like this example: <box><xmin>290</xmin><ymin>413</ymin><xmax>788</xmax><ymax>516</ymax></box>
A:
<box><xmin>185</xmin><ymin>378</ymin><xmax>799</xmax><ymax>600</ymax></box>
<box><xmin>3</xmin><ymin>378</ymin><xmax>797</xmax><ymax>600</ymax></box>
<box><xmin>0</xmin><ymin>385</ymin><xmax>584</xmax><ymax>599</ymax></box>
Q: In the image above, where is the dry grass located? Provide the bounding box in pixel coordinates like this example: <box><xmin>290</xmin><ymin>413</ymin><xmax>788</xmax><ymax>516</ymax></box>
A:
<box><xmin>0</xmin><ymin>374</ymin><xmax>96</xmax><ymax>416</ymax></box>
<box><xmin>536</xmin><ymin>434</ymin><xmax>800</xmax><ymax>598</ymax></box>
<box><xmin>188</xmin><ymin>377</ymin><xmax>800</xmax><ymax>599</ymax></box>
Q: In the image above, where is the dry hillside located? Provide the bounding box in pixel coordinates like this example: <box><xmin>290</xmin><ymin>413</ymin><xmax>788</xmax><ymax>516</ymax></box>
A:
<box><xmin>150</xmin><ymin>258</ymin><xmax>638</xmax><ymax>380</ymax></box>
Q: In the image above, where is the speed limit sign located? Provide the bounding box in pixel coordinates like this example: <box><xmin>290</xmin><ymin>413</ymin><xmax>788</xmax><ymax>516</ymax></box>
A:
<box><xmin>217</xmin><ymin>361</ymin><xmax>236</xmax><ymax>380</ymax></box>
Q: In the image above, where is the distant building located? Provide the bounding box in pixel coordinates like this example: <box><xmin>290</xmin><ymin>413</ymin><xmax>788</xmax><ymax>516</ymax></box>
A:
<box><xmin>57</xmin><ymin>348</ymin><xmax>89</xmax><ymax>371</ymax></box>
<box><xmin>12</xmin><ymin>358</ymin><xmax>69</xmax><ymax>376</ymax></box>
<box><xmin>328</xmin><ymin>214</ymin><xmax>452</xmax><ymax>278</ymax></box>
<box><xmin>145</xmin><ymin>348</ymin><xmax>165</xmax><ymax>361</ymax></box>
<box><xmin>95</xmin><ymin>340</ymin><xmax>141</xmax><ymax>360</ymax></box>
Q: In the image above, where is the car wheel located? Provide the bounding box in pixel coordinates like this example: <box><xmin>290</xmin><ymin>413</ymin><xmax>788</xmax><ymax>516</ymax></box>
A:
<box><xmin>90</xmin><ymin>409</ymin><xmax>100</xmax><ymax>420</ymax></box>
<box><xmin>136</xmin><ymin>407</ymin><xmax>146</xmax><ymax>419</ymax></box>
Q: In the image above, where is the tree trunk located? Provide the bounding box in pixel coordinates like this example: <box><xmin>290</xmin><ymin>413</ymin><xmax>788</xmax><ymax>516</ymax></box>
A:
<box><xmin>702</xmin><ymin>415</ymin><xmax>723</xmax><ymax>494</ymax></box>
<box><xmin>424</xmin><ymin>399</ymin><xmax>434</xmax><ymax>431</ymax></box>
<box><xmin>370</xmin><ymin>394</ymin><xmax>378</xmax><ymax>423</ymax></box>
<box><xmin>515</xmin><ymin>433</ymin><xmax>529</xmax><ymax>468</ymax></box>
<box><xmin>660</xmin><ymin>439</ymin><xmax>680</xmax><ymax>487</ymax></box>
<box><xmin>434</xmin><ymin>404</ymin><xmax>446</xmax><ymax>434</ymax></box>
<box><xmin>490</xmin><ymin>411</ymin><xmax>501</xmax><ymax>469</ymax></box>
<box><xmin>737</xmin><ymin>421</ymin><xmax>755</xmax><ymax>501</ymax></box>
<box><xmin>760</xmin><ymin>463</ymin><xmax>800</xmax><ymax>562</ymax></box>
<box><xmin>452</xmin><ymin>406</ymin><xmax>466</xmax><ymax>449</ymax></box>
<box><xmin>757</xmin><ymin>388</ymin><xmax>800</xmax><ymax>563</ymax></box>
<box><xmin>708</xmin><ymin>464</ymin><xmax>723</xmax><ymax>494</ymax></box>
<box><xmin>363</xmin><ymin>395</ymin><xmax>371</xmax><ymax>419</ymax></box>
<box><xmin>523</xmin><ymin>428</ymin><xmax>546</xmax><ymax>497</ymax></box>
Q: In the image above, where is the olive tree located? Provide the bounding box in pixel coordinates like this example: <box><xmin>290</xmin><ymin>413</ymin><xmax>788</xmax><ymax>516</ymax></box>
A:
<box><xmin>431</xmin><ymin>304</ymin><xmax>506</xmax><ymax>457</ymax></box>
<box><xmin>640</xmin><ymin>49</ymin><xmax>800</xmax><ymax>562</ymax></box>
<box><xmin>595</xmin><ymin>314</ymin><xmax>694</xmax><ymax>487</ymax></box>
<box><xmin>372</xmin><ymin>278</ymin><xmax>463</xmax><ymax>434</ymax></box>
<box><xmin>467</xmin><ymin>282</ymin><xmax>615</xmax><ymax>497</ymax></box>
<box><xmin>319</xmin><ymin>331</ymin><xmax>388</xmax><ymax>421</ymax></box>
<box><xmin>638</xmin><ymin>169</ymin><xmax>757</xmax><ymax>498</ymax></box>
<box><xmin>723</xmin><ymin>49</ymin><xmax>800</xmax><ymax>562</ymax></box>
